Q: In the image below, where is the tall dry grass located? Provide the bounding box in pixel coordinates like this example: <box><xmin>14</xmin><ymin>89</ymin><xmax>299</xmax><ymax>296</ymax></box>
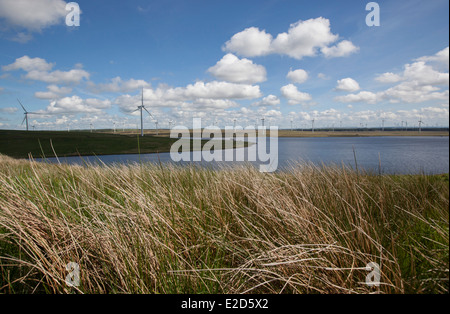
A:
<box><xmin>0</xmin><ymin>154</ymin><xmax>448</xmax><ymax>294</ymax></box>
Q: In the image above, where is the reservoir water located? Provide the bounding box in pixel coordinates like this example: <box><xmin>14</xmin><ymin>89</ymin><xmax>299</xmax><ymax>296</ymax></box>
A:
<box><xmin>37</xmin><ymin>136</ymin><xmax>449</xmax><ymax>175</ymax></box>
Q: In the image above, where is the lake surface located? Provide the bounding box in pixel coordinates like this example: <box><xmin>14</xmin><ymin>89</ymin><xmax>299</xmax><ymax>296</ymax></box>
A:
<box><xmin>37</xmin><ymin>136</ymin><xmax>449</xmax><ymax>175</ymax></box>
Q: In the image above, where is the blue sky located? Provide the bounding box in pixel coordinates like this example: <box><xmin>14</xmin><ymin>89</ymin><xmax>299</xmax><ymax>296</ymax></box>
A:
<box><xmin>0</xmin><ymin>0</ymin><xmax>448</xmax><ymax>130</ymax></box>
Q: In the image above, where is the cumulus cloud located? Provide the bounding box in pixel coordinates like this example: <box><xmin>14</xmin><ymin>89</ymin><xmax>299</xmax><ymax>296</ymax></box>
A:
<box><xmin>208</xmin><ymin>53</ymin><xmax>267</xmax><ymax>84</ymax></box>
<box><xmin>3</xmin><ymin>55</ymin><xmax>90</xmax><ymax>85</ymax></box>
<box><xmin>44</xmin><ymin>96</ymin><xmax>112</xmax><ymax>114</ymax></box>
<box><xmin>34</xmin><ymin>84</ymin><xmax>72</xmax><ymax>99</ymax></box>
<box><xmin>383</xmin><ymin>82</ymin><xmax>449</xmax><ymax>104</ymax></box>
<box><xmin>88</xmin><ymin>77</ymin><xmax>151</xmax><ymax>93</ymax></box>
<box><xmin>416</xmin><ymin>47</ymin><xmax>449</xmax><ymax>70</ymax></box>
<box><xmin>334</xmin><ymin>91</ymin><xmax>379</xmax><ymax>104</ymax></box>
<box><xmin>0</xmin><ymin>0</ymin><xmax>68</xmax><ymax>42</ymax></box>
<box><xmin>116</xmin><ymin>81</ymin><xmax>262</xmax><ymax>113</ymax></box>
<box><xmin>335</xmin><ymin>78</ymin><xmax>360</xmax><ymax>92</ymax></box>
<box><xmin>338</xmin><ymin>48</ymin><xmax>449</xmax><ymax>105</ymax></box>
<box><xmin>375</xmin><ymin>72</ymin><xmax>403</xmax><ymax>84</ymax></box>
<box><xmin>223</xmin><ymin>27</ymin><xmax>273</xmax><ymax>57</ymax></box>
<box><xmin>287</xmin><ymin>69</ymin><xmax>308</xmax><ymax>84</ymax></box>
<box><xmin>252</xmin><ymin>95</ymin><xmax>281</xmax><ymax>107</ymax></box>
<box><xmin>321</xmin><ymin>40</ymin><xmax>359</xmax><ymax>58</ymax></box>
<box><xmin>2</xmin><ymin>55</ymin><xmax>54</xmax><ymax>72</ymax></box>
<box><xmin>280</xmin><ymin>84</ymin><xmax>312</xmax><ymax>105</ymax></box>
<box><xmin>224</xmin><ymin>17</ymin><xmax>358</xmax><ymax>60</ymax></box>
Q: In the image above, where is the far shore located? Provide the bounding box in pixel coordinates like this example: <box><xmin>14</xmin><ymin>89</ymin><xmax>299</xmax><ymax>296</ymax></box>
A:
<box><xmin>113</xmin><ymin>129</ymin><xmax>450</xmax><ymax>138</ymax></box>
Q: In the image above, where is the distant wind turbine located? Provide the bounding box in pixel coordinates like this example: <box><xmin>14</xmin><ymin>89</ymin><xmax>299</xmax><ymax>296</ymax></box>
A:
<box><xmin>18</xmin><ymin>99</ymin><xmax>41</xmax><ymax>131</ymax></box>
<box><xmin>133</xmin><ymin>88</ymin><xmax>154</xmax><ymax>137</ymax></box>
<box><xmin>311</xmin><ymin>119</ymin><xmax>315</xmax><ymax>133</ymax></box>
<box><xmin>418</xmin><ymin>118</ymin><xmax>423</xmax><ymax>133</ymax></box>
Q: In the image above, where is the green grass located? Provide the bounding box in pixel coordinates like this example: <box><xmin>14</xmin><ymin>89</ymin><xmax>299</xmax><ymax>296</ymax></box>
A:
<box><xmin>0</xmin><ymin>154</ymin><xmax>448</xmax><ymax>294</ymax></box>
<box><xmin>0</xmin><ymin>130</ymin><xmax>247</xmax><ymax>159</ymax></box>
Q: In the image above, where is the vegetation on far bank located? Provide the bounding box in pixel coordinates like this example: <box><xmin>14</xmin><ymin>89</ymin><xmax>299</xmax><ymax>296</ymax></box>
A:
<box><xmin>0</xmin><ymin>154</ymin><xmax>448</xmax><ymax>294</ymax></box>
<box><xmin>0</xmin><ymin>130</ymin><xmax>247</xmax><ymax>159</ymax></box>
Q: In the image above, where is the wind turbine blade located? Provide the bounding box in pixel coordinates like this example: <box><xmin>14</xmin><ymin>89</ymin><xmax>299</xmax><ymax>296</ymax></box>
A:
<box><xmin>17</xmin><ymin>99</ymin><xmax>27</xmax><ymax>112</ymax></box>
<box><xmin>143</xmin><ymin>107</ymin><xmax>154</xmax><ymax>118</ymax></box>
<box><xmin>21</xmin><ymin>116</ymin><xmax>26</xmax><ymax>126</ymax></box>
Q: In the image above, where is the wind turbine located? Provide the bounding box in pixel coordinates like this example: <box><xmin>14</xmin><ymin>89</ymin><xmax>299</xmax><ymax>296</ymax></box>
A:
<box><xmin>155</xmin><ymin>120</ymin><xmax>159</xmax><ymax>135</ymax></box>
<box><xmin>169</xmin><ymin>120</ymin><xmax>174</xmax><ymax>130</ymax></box>
<box><xmin>18</xmin><ymin>99</ymin><xmax>40</xmax><ymax>131</ymax></box>
<box><xmin>381</xmin><ymin>119</ymin><xmax>385</xmax><ymax>132</ymax></box>
<box><xmin>290</xmin><ymin>118</ymin><xmax>293</xmax><ymax>131</ymax></box>
<box><xmin>418</xmin><ymin>118</ymin><xmax>423</xmax><ymax>133</ymax></box>
<box><xmin>133</xmin><ymin>88</ymin><xmax>154</xmax><ymax>137</ymax></box>
<box><xmin>311</xmin><ymin>119</ymin><xmax>315</xmax><ymax>133</ymax></box>
<box><xmin>261</xmin><ymin>117</ymin><xmax>265</xmax><ymax>128</ymax></box>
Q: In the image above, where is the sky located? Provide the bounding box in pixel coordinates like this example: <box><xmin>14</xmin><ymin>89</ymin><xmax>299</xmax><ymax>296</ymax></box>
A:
<box><xmin>0</xmin><ymin>0</ymin><xmax>448</xmax><ymax>130</ymax></box>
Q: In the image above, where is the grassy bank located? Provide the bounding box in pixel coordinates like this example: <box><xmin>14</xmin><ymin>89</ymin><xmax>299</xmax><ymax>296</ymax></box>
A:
<box><xmin>0</xmin><ymin>130</ymin><xmax>247</xmax><ymax>159</ymax></box>
<box><xmin>0</xmin><ymin>154</ymin><xmax>448</xmax><ymax>294</ymax></box>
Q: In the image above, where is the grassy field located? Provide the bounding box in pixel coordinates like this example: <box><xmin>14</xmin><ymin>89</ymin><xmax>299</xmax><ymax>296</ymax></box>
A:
<box><xmin>0</xmin><ymin>154</ymin><xmax>447</xmax><ymax>294</ymax></box>
<box><xmin>0</xmin><ymin>130</ymin><xmax>247</xmax><ymax>159</ymax></box>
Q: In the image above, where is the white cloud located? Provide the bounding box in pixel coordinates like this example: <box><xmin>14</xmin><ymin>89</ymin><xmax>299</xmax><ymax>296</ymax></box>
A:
<box><xmin>382</xmin><ymin>82</ymin><xmax>449</xmax><ymax>103</ymax></box>
<box><xmin>223</xmin><ymin>27</ymin><xmax>273</xmax><ymax>57</ymax></box>
<box><xmin>334</xmin><ymin>91</ymin><xmax>379</xmax><ymax>104</ymax></box>
<box><xmin>176</xmin><ymin>81</ymin><xmax>262</xmax><ymax>100</ymax></box>
<box><xmin>224</xmin><ymin>17</ymin><xmax>358</xmax><ymax>60</ymax></box>
<box><xmin>2</xmin><ymin>55</ymin><xmax>54</xmax><ymax>72</ymax></box>
<box><xmin>252</xmin><ymin>95</ymin><xmax>280</xmax><ymax>107</ymax></box>
<box><xmin>26</xmin><ymin>69</ymin><xmax>89</xmax><ymax>84</ymax></box>
<box><xmin>0</xmin><ymin>0</ymin><xmax>67</xmax><ymax>31</ymax></box>
<box><xmin>340</xmin><ymin>48</ymin><xmax>449</xmax><ymax>105</ymax></box>
<box><xmin>45</xmin><ymin>96</ymin><xmax>112</xmax><ymax>114</ymax></box>
<box><xmin>417</xmin><ymin>47</ymin><xmax>449</xmax><ymax>70</ymax></box>
<box><xmin>271</xmin><ymin>18</ymin><xmax>339</xmax><ymax>59</ymax></box>
<box><xmin>321</xmin><ymin>40</ymin><xmax>359</xmax><ymax>58</ymax></box>
<box><xmin>375</xmin><ymin>72</ymin><xmax>403</xmax><ymax>84</ymax></box>
<box><xmin>88</xmin><ymin>77</ymin><xmax>151</xmax><ymax>93</ymax></box>
<box><xmin>208</xmin><ymin>53</ymin><xmax>267</xmax><ymax>84</ymax></box>
<box><xmin>403</xmin><ymin>61</ymin><xmax>449</xmax><ymax>86</ymax></box>
<box><xmin>3</xmin><ymin>56</ymin><xmax>90</xmax><ymax>85</ymax></box>
<box><xmin>287</xmin><ymin>69</ymin><xmax>308</xmax><ymax>84</ymax></box>
<box><xmin>34</xmin><ymin>85</ymin><xmax>72</xmax><ymax>99</ymax></box>
<box><xmin>335</xmin><ymin>78</ymin><xmax>360</xmax><ymax>92</ymax></box>
<box><xmin>280</xmin><ymin>84</ymin><xmax>312</xmax><ymax>105</ymax></box>
<box><xmin>116</xmin><ymin>81</ymin><xmax>262</xmax><ymax>113</ymax></box>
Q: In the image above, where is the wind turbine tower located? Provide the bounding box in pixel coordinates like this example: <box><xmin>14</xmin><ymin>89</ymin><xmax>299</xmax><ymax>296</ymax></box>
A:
<box><xmin>133</xmin><ymin>88</ymin><xmax>154</xmax><ymax>137</ymax></box>
<box><xmin>18</xmin><ymin>99</ymin><xmax>40</xmax><ymax>132</ymax></box>
<box><xmin>311</xmin><ymin>119</ymin><xmax>315</xmax><ymax>133</ymax></box>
